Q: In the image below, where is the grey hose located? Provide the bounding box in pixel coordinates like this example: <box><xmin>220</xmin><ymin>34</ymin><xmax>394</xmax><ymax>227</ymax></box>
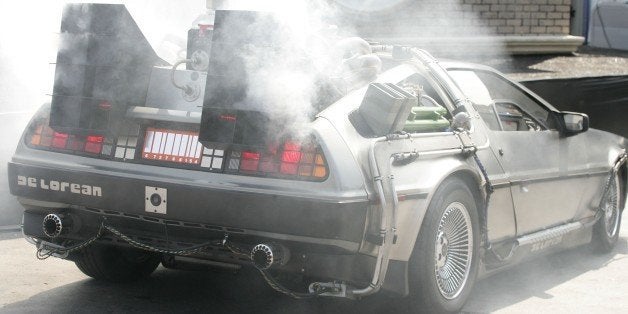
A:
<box><xmin>171</xmin><ymin>59</ymin><xmax>194</xmax><ymax>93</ymax></box>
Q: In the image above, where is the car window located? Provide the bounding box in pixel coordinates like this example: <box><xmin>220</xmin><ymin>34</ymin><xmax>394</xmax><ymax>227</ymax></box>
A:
<box><xmin>396</xmin><ymin>73</ymin><xmax>451</xmax><ymax>133</ymax></box>
<box><xmin>447</xmin><ymin>71</ymin><xmax>501</xmax><ymax>131</ymax></box>
<box><xmin>449</xmin><ymin>69</ymin><xmax>557</xmax><ymax>131</ymax></box>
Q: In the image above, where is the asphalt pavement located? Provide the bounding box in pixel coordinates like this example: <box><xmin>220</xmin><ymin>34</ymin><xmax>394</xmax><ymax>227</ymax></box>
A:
<box><xmin>1</xmin><ymin>2</ymin><xmax>628</xmax><ymax>312</ymax></box>
<box><xmin>469</xmin><ymin>46</ymin><xmax>628</xmax><ymax>81</ymax></box>
<box><xmin>0</xmin><ymin>209</ymin><xmax>626</xmax><ymax>313</ymax></box>
<box><xmin>1</xmin><ymin>46</ymin><xmax>627</xmax><ymax>313</ymax></box>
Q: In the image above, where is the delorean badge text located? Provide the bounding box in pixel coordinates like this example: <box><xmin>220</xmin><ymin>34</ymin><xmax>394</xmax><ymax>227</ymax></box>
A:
<box><xmin>17</xmin><ymin>175</ymin><xmax>102</xmax><ymax>197</ymax></box>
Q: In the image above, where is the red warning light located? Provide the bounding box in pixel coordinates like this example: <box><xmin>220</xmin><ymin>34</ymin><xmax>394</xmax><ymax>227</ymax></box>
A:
<box><xmin>99</xmin><ymin>101</ymin><xmax>112</xmax><ymax>110</ymax></box>
<box><xmin>84</xmin><ymin>135</ymin><xmax>104</xmax><ymax>154</ymax></box>
<box><xmin>219</xmin><ymin>114</ymin><xmax>237</xmax><ymax>122</ymax></box>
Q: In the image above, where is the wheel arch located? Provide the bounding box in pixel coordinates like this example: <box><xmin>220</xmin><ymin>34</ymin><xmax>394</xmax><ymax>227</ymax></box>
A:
<box><xmin>590</xmin><ymin>152</ymin><xmax>626</xmax><ymax>252</ymax></box>
<box><xmin>426</xmin><ymin>167</ymin><xmax>484</xmax><ymax>214</ymax></box>
<box><xmin>441</xmin><ymin>169</ymin><xmax>487</xmax><ymax>246</ymax></box>
<box><xmin>384</xmin><ymin>161</ymin><xmax>487</xmax><ymax>297</ymax></box>
<box><xmin>404</xmin><ymin>166</ymin><xmax>484</xmax><ymax>311</ymax></box>
<box><xmin>405</xmin><ymin>165</ymin><xmax>486</xmax><ymax>259</ymax></box>
<box><xmin>449</xmin><ymin>170</ymin><xmax>485</xmax><ymax>214</ymax></box>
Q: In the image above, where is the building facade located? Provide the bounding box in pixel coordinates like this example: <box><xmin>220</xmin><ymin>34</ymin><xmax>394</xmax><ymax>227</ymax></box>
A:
<box><xmin>337</xmin><ymin>0</ymin><xmax>583</xmax><ymax>54</ymax></box>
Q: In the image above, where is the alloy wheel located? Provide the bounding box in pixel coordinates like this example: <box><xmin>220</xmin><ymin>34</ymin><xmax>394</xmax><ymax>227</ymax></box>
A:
<box><xmin>434</xmin><ymin>201</ymin><xmax>473</xmax><ymax>300</ymax></box>
<box><xmin>604</xmin><ymin>174</ymin><xmax>621</xmax><ymax>238</ymax></box>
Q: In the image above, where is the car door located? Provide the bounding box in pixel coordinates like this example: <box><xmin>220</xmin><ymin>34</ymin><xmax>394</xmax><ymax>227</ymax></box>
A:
<box><xmin>448</xmin><ymin>69</ymin><xmax>589</xmax><ymax>235</ymax></box>
<box><xmin>395</xmin><ymin>70</ymin><xmax>517</xmax><ymax>243</ymax></box>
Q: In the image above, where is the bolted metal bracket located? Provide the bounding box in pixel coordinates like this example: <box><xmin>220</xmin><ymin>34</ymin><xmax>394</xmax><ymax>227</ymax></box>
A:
<box><xmin>308</xmin><ymin>282</ymin><xmax>349</xmax><ymax>298</ymax></box>
<box><xmin>145</xmin><ymin>186</ymin><xmax>168</xmax><ymax>214</ymax></box>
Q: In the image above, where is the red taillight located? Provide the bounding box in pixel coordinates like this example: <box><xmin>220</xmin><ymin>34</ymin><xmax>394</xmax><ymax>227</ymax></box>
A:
<box><xmin>225</xmin><ymin>136</ymin><xmax>328</xmax><ymax>181</ymax></box>
<box><xmin>28</xmin><ymin>119</ymin><xmax>109</xmax><ymax>156</ymax></box>
<box><xmin>27</xmin><ymin>117</ymin><xmax>328</xmax><ymax>181</ymax></box>
<box><xmin>281</xmin><ymin>150</ymin><xmax>302</xmax><ymax>163</ymax></box>
<box><xmin>240</xmin><ymin>151</ymin><xmax>260</xmax><ymax>172</ymax></box>
<box><xmin>52</xmin><ymin>132</ymin><xmax>68</xmax><ymax>148</ymax></box>
<box><xmin>84</xmin><ymin>135</ymin><xmax>104</xmax><ymax>154</ymax></box>
<box><xmin>86</xmin><ymin>135</ymin><xmax>103</xmax><ymax>143</ymax></box>
<box><xmin>280</xmin><ymin>142</ymin><xmax>302</xmax><ymax>175</ymax></box>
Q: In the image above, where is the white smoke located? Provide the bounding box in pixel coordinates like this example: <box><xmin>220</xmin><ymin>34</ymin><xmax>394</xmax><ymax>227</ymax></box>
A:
<box><xmin>0</xmin><ymin>0</ymin><xmax>205</xmax><ymax>113</ymax></box>
<box><xmin>213</xmin><ymin>0</ymin><xmax>359</xmax><ymax>139</ymax></box>
<box><xmin>0</xmin><ymin>0</ymin><xmax>505</xmax><ymax>138</ymax></box>
<box><xmin>338</xmin><ymin>0</ymin><xmax>506</xmax><ymax>60</ymax></box>
<box><xmin>209</xmin><ymin>0</ymin><xmax>506</xmax><ymax>139</ymax></box>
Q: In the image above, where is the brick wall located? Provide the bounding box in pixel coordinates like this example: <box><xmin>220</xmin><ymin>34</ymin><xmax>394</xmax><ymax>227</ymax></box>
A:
<box><xmin>345</xmin><ymin>0</ymin><xmax>573</xmax><ymax>38</ymax></box>
<box><xmin>467</xmin><ymin>0</ymin><xmax>572</xmax><ymax>35</ymax></box>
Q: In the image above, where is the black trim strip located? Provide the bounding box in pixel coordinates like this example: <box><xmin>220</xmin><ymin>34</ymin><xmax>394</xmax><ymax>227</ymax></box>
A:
<box><xmin>9</xmin><ymin>162</ymin><xmax>368</xmax><ymax>243</ymax></box>
<box><xmin>397</xmin><ymin>192</ymin><xmax>429</xmax><ymax>200</ymax></box>
<box><xmin>491</xmin><ymin>181</ymin><xmax>512</xmax><ymax>189</ymax></box>
<box><xmin>493</xmin><ymin>170</ymin><xmax>607</xmax><ymax>187</ymax></box>
<box><xmin>510</xmin><ymin>171</ymin><xmax>596</xmax><ymax>185</ymax></box>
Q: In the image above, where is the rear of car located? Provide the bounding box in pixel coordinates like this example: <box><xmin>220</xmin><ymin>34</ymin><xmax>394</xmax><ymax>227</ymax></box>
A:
<box><xmin>10</xmin><ymin>5</ymin><xmax>558</xmax><ymax>313</ymax></box>
<box><xmin>8</xmin><ymin>4</ymin><xmax>377</xmax><ymax>288</ymax></box>
<box><xmin>7</xmin><ymin>11</ymin><xmax>464</xmax><ymax>302</ymax></box>
<box><xmin>9</xmin><ymin>99</ymin><xmax>375</xmax><ymax>276</ymax></box>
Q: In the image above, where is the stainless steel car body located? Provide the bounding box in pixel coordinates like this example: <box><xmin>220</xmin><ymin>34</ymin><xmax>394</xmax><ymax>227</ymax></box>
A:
<box><xmin>316</xmin><ymin>52</ymin><xmax>627</xmax><ymax>288</ymax></box>
<box><xmin>8</xmin><ymin>47</ymin><xmax>627</xmax><ymax>298</ymax></box>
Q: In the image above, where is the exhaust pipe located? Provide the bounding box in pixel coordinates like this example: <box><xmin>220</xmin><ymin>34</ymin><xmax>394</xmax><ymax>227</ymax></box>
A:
<box><xmin>42</xmin><ymin>214</ymin><xmax>72</xmax><ymax>238</ymax></box>
<box><xmin>250</xmin><ymin>243</ymin><xmax>290</xmax><ymax>270</ymax></box>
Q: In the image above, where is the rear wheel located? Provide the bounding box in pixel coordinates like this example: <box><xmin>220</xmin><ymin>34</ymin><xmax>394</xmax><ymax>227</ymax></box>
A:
<box><xmin>74</xmin><ymin>244</ymin><xmax>161</xmax><ymax>282</ymax></box>
<box><xmin>408</xmin><ymin>178</ymin><xmax>480</xmax><ymax>313</ymax></box>
<box><xmin>592</xmin><ymin>171</ymin><xmax>623</xmax><ymax>253</ymax></box>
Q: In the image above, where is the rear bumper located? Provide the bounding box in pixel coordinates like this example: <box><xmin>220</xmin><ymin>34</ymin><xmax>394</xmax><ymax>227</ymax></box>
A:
<box><xmin>9</xmin><ymin>160</ymin><xmax>369</xmax><ymax>251</ymax></box>
<box><xmin>21</xmin><ymin>206</ymin><xmax>379</xmax><ymax>287</ymax></box>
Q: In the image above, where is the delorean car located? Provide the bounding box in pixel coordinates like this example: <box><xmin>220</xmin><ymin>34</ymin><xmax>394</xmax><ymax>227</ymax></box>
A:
<box><xmin>8</xmin><ymin>4</ymin><xmax>626</xmax><ymax>313</ymax></box>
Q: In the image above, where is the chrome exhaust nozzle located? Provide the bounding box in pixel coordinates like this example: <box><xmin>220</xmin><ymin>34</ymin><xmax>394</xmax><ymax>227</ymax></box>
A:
<box><xmin>250</xmin><ymin>243</ymin><xmax>290</xmax><ymax>270</ymax></box>
<box><xmin>42</xmin><ymin>214</ymin><xmax>71</xmax><ymax>238</ymax></box>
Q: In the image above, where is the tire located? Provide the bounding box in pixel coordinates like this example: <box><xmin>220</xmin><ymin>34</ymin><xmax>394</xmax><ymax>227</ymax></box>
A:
<box><xmin>408</xmin><ymin>178</ymin><xmax>480</xmax><ymax>313</ymax></box>
<box><xmin>592</xmin><ymin>171</ymin><xmax>623</xmax><ymax>253</ymax></box>
<box><xmin>74</xmin><ymin>244</ymin><xmax>161</xmax><ymax>282</ymax></box>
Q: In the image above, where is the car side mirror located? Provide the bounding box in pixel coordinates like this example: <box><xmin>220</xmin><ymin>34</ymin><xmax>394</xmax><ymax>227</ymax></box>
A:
<box><xmin>559</xmin><ymin>112</ymin><xmax>589</xmax><ymax>136</ymax></box>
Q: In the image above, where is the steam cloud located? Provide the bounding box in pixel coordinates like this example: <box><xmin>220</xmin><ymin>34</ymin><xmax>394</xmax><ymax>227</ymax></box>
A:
<box><xmin>0</xmin><ymin>0</ymin><xmax>204</xmax><ymax>113</ymax></box>
<box><xmin>207</xmin><ymin>0</ymin><xmax>505</xmax><ymax>139</ymax></box>
<box><xmin>0</xmin><ymin>0</ymin><xmax>506</xmax><ymax>138</ymax></box>
<box><xmin>330</xmin><ymin>1</ymin><xmax>508</xmax><ymax>65</ymax></box>
<box><xmin>214</xmin><ymin>0</ymin><xmax>359</xmax><ymax>139</ymax></box>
